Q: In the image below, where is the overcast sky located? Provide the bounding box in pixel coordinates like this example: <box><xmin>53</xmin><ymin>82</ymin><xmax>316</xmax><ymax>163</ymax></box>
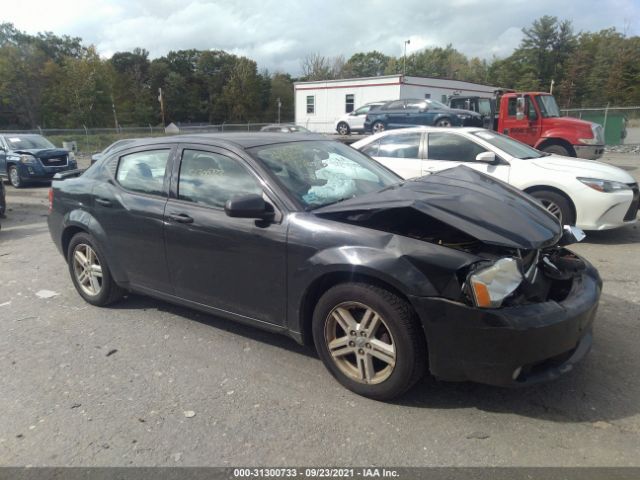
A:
<box><xmin>3</xmin><ymin>0</ymin><xmax>639</xmax><ymax>74</ymax></box>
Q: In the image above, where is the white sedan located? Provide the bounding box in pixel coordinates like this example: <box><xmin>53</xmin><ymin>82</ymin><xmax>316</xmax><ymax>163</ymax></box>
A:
<box><xmin>352</xmin><ymin>127</ymin><xmax>639</xmax><ymax>230</ymax></box>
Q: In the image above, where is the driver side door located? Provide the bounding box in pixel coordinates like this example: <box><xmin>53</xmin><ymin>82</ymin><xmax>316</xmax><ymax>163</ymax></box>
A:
<box><xmin>163</xmin><ymin>145</ymin><xmax>288</xmax><ymax>326</ymax></box>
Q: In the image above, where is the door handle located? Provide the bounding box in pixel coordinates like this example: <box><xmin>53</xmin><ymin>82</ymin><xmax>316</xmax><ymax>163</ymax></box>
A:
<box><xmin>95</xmin><ymin>198</ymin><xmax>112</xmax><ymax>207</ymax></box>
<box><xmin>167</xmin><ymin>213</ymin><xmax>194</xmax><ymax>224</ymax></box>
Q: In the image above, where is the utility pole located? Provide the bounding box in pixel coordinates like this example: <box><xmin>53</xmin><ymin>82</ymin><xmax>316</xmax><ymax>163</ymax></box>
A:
<box><xmin>403</xmin><ymin>39</ymin><xmax>411</xmax><ymax>77</ymax></box>
<box><xmin>158</xmin><ymin>87</ymin><xmax>166</xmax><ymax>126</ymax></box>
<box><xmin>277</xmin><ymin>97</ymin><xmax>282</xmax><ymax>124</ymax></box>
<box><xmin>110</xmin><ymin>93</ymin><xmax>119</xmax><ymax>130</ymax></box>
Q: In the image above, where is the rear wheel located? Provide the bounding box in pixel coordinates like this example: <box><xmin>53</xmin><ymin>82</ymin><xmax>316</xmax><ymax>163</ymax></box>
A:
<box><xmin>8</xmin><ymin>165</ymin><xmax>23</xmax><ymax>188</ymax></box>
<box><xmin>530</xmin><ymin>190</ymin><xmax>575</xmax><ymax>226</ymax></box>
<box><xmin>67</xmin><ymin>232</ymin><xmax>124</xmax><ymax>306</ymax></box>
<box><xmin>372</xmin><ymin>121</ymin><xmax>385</xmax><ymax>134</ymax></box>
<box><xmin>337</xmin><ymin>122</ymin><xmax>350</xmax><ymax>135</ymax></box>
<box><xmin>312</xmin><ymin>282</ymin><xmax>426</xmax><ymax>400</ymax></box>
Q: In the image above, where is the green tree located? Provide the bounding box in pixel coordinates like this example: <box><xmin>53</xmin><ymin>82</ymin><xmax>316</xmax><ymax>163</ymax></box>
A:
<box><xmin>222</xmin><ymin>57</ymin><xmax>260</xmax><ymax>121</ymax></box>
<box><xmin>343</xmin><ymin>51</ymin><xmax>390</xmax><ymax>77</ymax></box>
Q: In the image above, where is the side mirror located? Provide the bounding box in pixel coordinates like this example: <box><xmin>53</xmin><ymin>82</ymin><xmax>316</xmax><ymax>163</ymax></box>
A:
<box><xmin>475</xmin><ymin>152</ymin><xmax>497</xmax><ymax>164</ymax></box>
<box><xmin>516</xmin><ymin>96</ymin><xmax>525</xmax><ymax>121</ymax></box>
<box><xmin>225</xmin><ymin>193</ymin><xmax>274</xmax><ymax>220</ymax></box>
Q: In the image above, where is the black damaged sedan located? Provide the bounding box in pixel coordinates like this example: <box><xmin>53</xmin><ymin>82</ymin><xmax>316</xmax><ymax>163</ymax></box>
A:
<box><xmin>48</xmin><ymin>134</ymin><xmax>601</xmax><ymax>400</ymax></box>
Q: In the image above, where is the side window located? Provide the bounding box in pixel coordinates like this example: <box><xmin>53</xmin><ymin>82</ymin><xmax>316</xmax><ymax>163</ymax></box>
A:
<box><xmin>345</xmin><ymin>94</ymin><xmax>355</xmax><ymax>113</ymax></box>
<box><xmin>478</xmin><ymin>99</ymin><xmax>492</xmax><ymax>116</ymax></box>
<box><xmin>178</xmin><ymin>150</ymin><xmax>262</xmax><ymax>209</ymax></box>
<box><xmin>427</xmin><ymin>133</ymin><xmax>487</xmax><ymax>162</ymax></box>
<box><xmin>306</xmin><ymin>96</ymin><xmax>315</xmax><ymax>114</ymax></box>
<box><xmin>378</xmin><ymin>133</ymin><xmax>421</xmax><ymax>159</ymax></box>
<box><xmin>507</xmin><ymin>98</ymin><xmax>517</xmax><ymax>117</ymax></box>
<box><xmin>116</xmin><ymin>149</ymin><xmax>170</xmax><ymax>196</ymax></box>
<box><xmin>406</xmin><ymin>100</ymin><xmax>426</xmax><ymax>110</ymax></box>
<box><xmin>360</xmin><ymin>140</ymin><xmax>380</xmax><ymax>157</ymax></box>
<box><xmin>354</xmin><ymin>105</ymin><xmax>370</xmax><ymax>116</ymax></box>
<box><xmin>383</xmin><ymin>100</ymin><xmax>405</xmax><ymax>110</ymax></box>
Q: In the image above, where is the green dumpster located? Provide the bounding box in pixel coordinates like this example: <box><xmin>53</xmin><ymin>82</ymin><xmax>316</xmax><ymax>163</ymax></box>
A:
<box><xmin>571</xmin><ymin>112</ymin><xmax>626</xmax><ymax>145</ymax></box>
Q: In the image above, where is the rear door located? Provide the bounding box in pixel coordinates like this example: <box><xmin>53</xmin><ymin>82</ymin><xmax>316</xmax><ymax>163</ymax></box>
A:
<box><xmin>163</xmin><ymin>144</ymin><xmax>287</xmax><ymax>326</ymax></box>
<box><xmin>384</xmin><ymin>100</ymin><xmax>409</xmax><ymax>129</ymax></box>
<box><xmin>424</xmin><ymin>132</ymin><xmax>510</xmax><ymax>182</ymax></box>
<box><xmin>363</xmin><ymin>132</ymin><xmax>424</xmax><ymax>179</ymax></box>
<box><xmin>91</xmin><ymin>144</ymin><xmax>175</xmax><ymax>293</ymax></box>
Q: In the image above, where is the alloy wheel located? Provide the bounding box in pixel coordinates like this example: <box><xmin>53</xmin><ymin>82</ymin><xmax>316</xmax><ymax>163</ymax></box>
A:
<box><xmin>9</xmin><ymin>167</ymin><xmax>20</xmax><ymax>188</ymax></box>
<box><xmin>324</xmin><ymin>302</ymin><xmax>396</xmax><ymax>385</ymax></box>
<box><xmin>72</xmin><ymin>244</ymin><xmax>103</xmax><ymax>296</ymax></box>
<box><xmin>541</xmin><ymin>199</ymin><xmax>563</xmax><ymax>224</ymax></box>
<box><xmin>436</xmin><ymin>119</ymin><xmax>452</xmax><ymax>127</ymax></box>
<box><xmin>338</xmin><ymin>123</ymin><xmax>349</xmax><ymax>135</ymax></box>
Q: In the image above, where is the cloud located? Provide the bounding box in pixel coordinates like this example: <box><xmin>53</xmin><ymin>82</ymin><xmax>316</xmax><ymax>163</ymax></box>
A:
<box><xmin>2</xmin><ymin>0</ymin><xmax>639</xmax><ymax>74</ymax></box>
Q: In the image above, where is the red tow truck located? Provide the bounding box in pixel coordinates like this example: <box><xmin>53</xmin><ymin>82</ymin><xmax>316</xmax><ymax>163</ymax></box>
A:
<box><xmin>449</xmin><ymin>91</ymin><xmax>605</xmax><ymax>159</ymax></box>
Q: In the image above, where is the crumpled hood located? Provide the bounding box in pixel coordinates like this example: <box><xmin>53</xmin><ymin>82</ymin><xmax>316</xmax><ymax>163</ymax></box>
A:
<box><xmin>314</xmin><ymin>165</ymin><xmax>562</xmax><ymax>250</ymax></box>
<box><xmin>12</xmin><ymin>148</ymin><xmax>69</xmax><ymax>159</ymax></box>
<box><xmin>532</xmin><ymin>155</ymin><xmax>635</xmax><ymax>184</ymax></box>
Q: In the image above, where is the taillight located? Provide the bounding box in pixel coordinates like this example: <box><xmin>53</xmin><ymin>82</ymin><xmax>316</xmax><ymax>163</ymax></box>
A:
<box><xmin>48</xmin><ymin>188</ymin><xmax>54</xmax><ymax>213</ymax></box>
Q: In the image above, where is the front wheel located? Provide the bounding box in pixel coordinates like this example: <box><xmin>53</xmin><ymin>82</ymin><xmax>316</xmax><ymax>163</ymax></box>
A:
<box><xmin>312</xmin><ymin>283</ymin><xmax>426</xmax><ymax>400</ymax></box>
<box><xmin>435</xmin><ymin>118</ymin><xmax>452</xmax><ymax>127</ymax></box>
<box><xmin>337</xmin><ymin>122</ymin><xmax>350</xmax><ymax>135</ymax></box>
<box><xmin>67</xmin><ymin>232</ymin><xmax>125</xmax><ymax>306</ymax></box>
<box><xmin>8</xmin><ymin>165</ymin><xmax>24</xmax><ymax>188</ymax></box>
<box><xmin>530</xmin><ymin>190</ymin><xmax>575</xmax><ymax>226</ymax></box>
<box><xmin>541</xmin><ymin>143</ymin><xmax>571</xmax><ymax>157</ymax></box>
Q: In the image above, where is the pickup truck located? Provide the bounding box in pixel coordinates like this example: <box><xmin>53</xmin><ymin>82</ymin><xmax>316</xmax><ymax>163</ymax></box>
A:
<box><xmin>449</xmin><ymin>92</ymin><xmax>604</xmax><ymax>159</ymax></box>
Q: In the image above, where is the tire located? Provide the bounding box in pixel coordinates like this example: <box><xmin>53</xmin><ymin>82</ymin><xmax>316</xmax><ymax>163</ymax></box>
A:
<box><xmin>67</xmin><ymin>232</ymin><xmax>125</xmax><ymax>306</ymax></box>
<box><xmin>312</xmin><ymin>282</ymin><xmax>427</xmax><ymax>400</ymax></box>
<box><xmin>337</xmin><ymin>122</ymin><xmax>351</xmax><ymax>135</ymax></box>
<box><xmin>435</xmin><ymin>118</ymin><xmax>452</xmax><ymax>127</ymax></box>
<box><xmin>530</xmin><ymin>190</ymin><xmax>575</xmax><ymax>226</ymax></box>
<box><xmin>541</xmin><ymin>143</ymin><xmax>571</xmax><ymax>157</ymax></box>
<box><xmin>372</xmin><ymin>121</ymin><xmax>385</xmax><ymax>134</ymax></box>
<box><xmin>8</xmin><ymin>165</ymin><xmax>24</xmax><ymax>188</ymax></box>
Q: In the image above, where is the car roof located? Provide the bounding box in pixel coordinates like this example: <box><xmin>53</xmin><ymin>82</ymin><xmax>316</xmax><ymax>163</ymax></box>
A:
<box><xmin>351</xmin><ymin>127</ymin><xmax>486</xmax><ymax>147</ymax></box>
<box><xmin>118</xmin><ymin>132</ymin><xmax>327</xmax><ymax>150</ymax></box>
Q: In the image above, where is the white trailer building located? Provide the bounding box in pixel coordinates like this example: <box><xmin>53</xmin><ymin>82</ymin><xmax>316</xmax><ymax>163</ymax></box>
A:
<box><xmin>294</xmin><ymin>74</ymin><xmax>498</xmax><ymax>133</ymax></box>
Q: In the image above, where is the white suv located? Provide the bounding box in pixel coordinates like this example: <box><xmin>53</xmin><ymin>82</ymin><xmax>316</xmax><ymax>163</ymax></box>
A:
<box><xmin>335</xmin><ymin>101</ymin><xmax>388</xmax><ymax>135</ymax></box>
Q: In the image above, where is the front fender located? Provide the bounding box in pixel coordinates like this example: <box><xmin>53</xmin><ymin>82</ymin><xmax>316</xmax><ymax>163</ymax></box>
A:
<box><xmin>287</xmin><ymin>237</ymin><xmax>478</xmax><ymax>338</ymax></box>
<box><xmin>534</xmin><ymin>128</ymin><xmax>578</xmax><ymax>147</ymax></box>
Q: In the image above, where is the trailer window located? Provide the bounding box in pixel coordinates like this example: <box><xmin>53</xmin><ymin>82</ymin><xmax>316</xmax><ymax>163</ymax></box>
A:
<box><xmin>345</xmin><ymin>94</ymin><xmax>355</xmax><ymax>113</ymax></box>
<box><xmin>306</xmin><ymin>96</ymin><xmax>315</xmax><ymax>114</ymax></box>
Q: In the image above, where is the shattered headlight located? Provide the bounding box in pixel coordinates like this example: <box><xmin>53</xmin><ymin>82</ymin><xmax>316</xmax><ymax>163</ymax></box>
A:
<box><xmin>19</xmin><ymin>154</ymin><xmax>37</xmax><ymax>165</ymax></box>
<box><xmin>468</xmin><ymin>257</ymin><xmax>523</xmax><ymax>308</ymax></box>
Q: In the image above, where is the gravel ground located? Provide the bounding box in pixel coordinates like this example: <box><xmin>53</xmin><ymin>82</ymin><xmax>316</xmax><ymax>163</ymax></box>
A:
<box><xmin>0</xmin><ymin>153</ymin><xmax>639</xmax><ymax>467</ymax></box>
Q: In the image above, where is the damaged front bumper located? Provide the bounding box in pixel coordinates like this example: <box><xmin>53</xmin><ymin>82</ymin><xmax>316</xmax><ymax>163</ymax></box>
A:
<box><xmin>409</xmin><ymin>254</ymin><xmax>602</xmax><ymax>387</ymax></box>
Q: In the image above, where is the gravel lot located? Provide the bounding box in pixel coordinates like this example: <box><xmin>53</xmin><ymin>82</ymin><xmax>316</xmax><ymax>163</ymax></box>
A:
<box><xmin>0</xmin><ymin>153</ymin><xmax>639</xmax><ymax>467</ymax></box>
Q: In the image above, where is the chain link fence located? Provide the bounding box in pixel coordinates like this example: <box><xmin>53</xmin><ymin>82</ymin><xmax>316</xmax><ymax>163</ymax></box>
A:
<box><xmin>561</xmin><ymin>106</ymin><xmax>640</xmax><ymax>146</ymax></box>
<box><xmin>0</xmin><ymin>123</ymin><xmax>280</xmax><ymax>155</ymax></box>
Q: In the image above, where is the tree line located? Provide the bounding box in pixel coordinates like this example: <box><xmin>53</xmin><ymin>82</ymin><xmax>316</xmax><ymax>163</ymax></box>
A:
<box><xmin>0</xmin><ymin>16</ymin><xmax>638</xmax><ymax>130</ymax></box>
